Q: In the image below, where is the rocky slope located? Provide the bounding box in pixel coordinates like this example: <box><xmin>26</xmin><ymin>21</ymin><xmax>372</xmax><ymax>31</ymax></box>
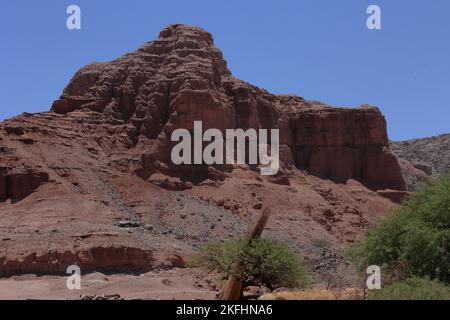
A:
<box><xmin>391</xmin><ymin>134</ymin><xmax>450</xmax><ymax>191</ymax></box>
<box><xmin>0</xmin><ymin>25</ymin><xmax>405</xmax><ymax>287</ymax></box>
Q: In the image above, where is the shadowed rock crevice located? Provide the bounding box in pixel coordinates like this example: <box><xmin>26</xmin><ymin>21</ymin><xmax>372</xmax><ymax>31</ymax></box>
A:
<box><xmin>0</xmin><ymin>165</ymin><xmax>49</xmax><ymax>203</ymax></box>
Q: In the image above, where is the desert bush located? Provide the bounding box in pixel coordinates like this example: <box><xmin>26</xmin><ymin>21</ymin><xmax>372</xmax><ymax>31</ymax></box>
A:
<box><xmin>189</xmin><ymin>238</ymin><xmax>310</xmax><ymax>290</ymax></box>
<box><xmin>350</xmin><ymin>174</ymin><xmax>450</xmax><ymax>283</ymax></box>
<box><xmin>369</xmin><ymin>277</ymin><xmax>450</xmax><ymax>300</ymax></box>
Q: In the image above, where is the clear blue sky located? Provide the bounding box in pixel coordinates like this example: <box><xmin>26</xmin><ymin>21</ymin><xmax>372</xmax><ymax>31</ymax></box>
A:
<box><xmin>1</xmin><ymin>0</ymin><xmax>449</xmax><ymax>140</ymax></box>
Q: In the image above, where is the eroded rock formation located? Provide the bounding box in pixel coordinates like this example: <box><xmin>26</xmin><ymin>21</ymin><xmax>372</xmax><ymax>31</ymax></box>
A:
<box><xmin>0</xmin><ymin>25</ymin><xmax>406</xmax><ymax>282</ymax></box>
<box><xmin>0</xmin><ymin>141</ymin><xmax>49</xmax><ymax>203</ymax></box>
<box><xmin>51</xmin><ymin>24</ymin><xmax>405</xmax><ymax>192</ymax></box>
<box><xmin>0</xmin><ymin>246</ymin><xmax>153</xmax><ymax>277</ymax></box>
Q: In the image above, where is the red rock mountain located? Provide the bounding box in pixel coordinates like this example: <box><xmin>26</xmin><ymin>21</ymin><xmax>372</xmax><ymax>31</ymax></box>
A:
<box><xmin>51</xmin><ymin>24</ymin><xmax>405</xmax><ymax>191</ymax></box>
<box><xmin>0</xmin><ymin>25</ymin><xmax>405</xmax><ymax>283</ymax></box>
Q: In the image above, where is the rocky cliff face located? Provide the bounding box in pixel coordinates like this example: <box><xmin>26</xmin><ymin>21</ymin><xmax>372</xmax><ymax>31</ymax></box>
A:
<box><xmin>0</xmin><ymin>25</ymin><xmax>405</xmax><ymax>283</ymax></box>
<box><xmin>51</xmin><ymin>24</ymin><xmax>405</xmax><ymax>192</ymax></box>
<box><xmin>0</xmin><ymin>140</ymin><xmax>49</xmax><ymax>203</ymax></box>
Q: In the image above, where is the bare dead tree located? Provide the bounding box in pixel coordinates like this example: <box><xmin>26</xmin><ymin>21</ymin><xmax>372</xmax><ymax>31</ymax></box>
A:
<box><xmin>218</xmin><ymin>203</ymin><xmax>274</xmax><ymax>300</ymax></box>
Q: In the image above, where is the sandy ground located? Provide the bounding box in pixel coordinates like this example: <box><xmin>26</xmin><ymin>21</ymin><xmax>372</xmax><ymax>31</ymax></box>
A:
<box><xmin>0</xmin><ymin>268</ymin><xmax>217</xmax><ymax>300</ymax></box>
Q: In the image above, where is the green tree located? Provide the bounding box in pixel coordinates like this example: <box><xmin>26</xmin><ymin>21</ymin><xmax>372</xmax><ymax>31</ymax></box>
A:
<box><xmin>189</xmin><ymin>238</ymin><xmax>310</xmax><ymax>290</ymax></box>
<box><xmin>369</xmin><ymin>277</ymin><xmax>450</xmax><ymax>300</ymax></box>
<box><xmin>350</xmin><ymin>175</ymin><xmax>450</xmax><ymax>283</ymax></box>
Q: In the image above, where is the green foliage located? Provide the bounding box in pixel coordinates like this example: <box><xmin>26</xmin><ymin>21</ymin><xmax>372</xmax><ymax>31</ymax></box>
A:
<box><xmin>350</xmin><ymin>175</ymin><xmax>450</xmax><ymax>283</ymax></box>
<box><xmin>369</xmin><ymin>277</ymin><xmax>450</xmax><ymax>300</ymax></box>
<box><xmin>188</xmin><ymin>239</ymin><xmax>244</xmax><ymax>277</ymax></box>
<box><xmin>189</xmin><ymin>238</ymin><xmax>310</xmax><ymax>289</ymax></box>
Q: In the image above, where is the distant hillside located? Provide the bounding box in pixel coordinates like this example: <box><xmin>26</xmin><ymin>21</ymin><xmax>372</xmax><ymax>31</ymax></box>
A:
<box><xmin>391</xmin><ymin>134</ymin><xmax>450</xmax><ymax>191</ymax></box>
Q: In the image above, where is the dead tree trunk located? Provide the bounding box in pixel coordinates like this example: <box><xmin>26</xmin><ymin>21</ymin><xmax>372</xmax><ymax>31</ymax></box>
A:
<box><xmin>218</xmin><ymin>205</ymin><xmax>273</xmax><ymax>300</ymax></box>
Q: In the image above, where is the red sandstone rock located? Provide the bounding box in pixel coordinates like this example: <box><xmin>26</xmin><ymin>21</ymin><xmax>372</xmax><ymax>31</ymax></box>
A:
<box><xmin>5</xmin><ymin>126</ymin><xmax>24</xmax><ymax>136</ymax></box>
<box><xmin>148</xmin><ymin>173</ymin><xmax>192</xmax><ymax>191</ymax></box>
<box><xmin>0</xmin><ymin>165</ymin><xmax>49</xmax><ymax>203</ymax></box>
<box><xmin>0</xmin><ymin>167</ymin><xmax>7</xmax><ymax>202</ymax></box>
<box><xmin>0</xmin><ymin>246</ymin><xmax>153</xmax><ymax>277</ymax></box>
<box><xmin>394</xmin><ymin>158</ymin><xmax>430</xmax><ymax>192</ymax></box>
<box><xmin>50</xmin><ymin>24</ymin><xmax>405</xmax><ymax>192</ymax></box>
<box><xmin>266</xmin><ymin>170</ymin><xmax>291</xmax><ymax>186</ymax></box>
<box><xmin>376</xmin><ymin>189</ymin><xmax>411</xmax><ymax>204</ymax></box>
<box><xmin>7</xmin><ymin>167</ymin><xmax>49</xmax><ymax>203</ymax></box>
<box><xmin>412</xmin><ymin>162</ymin><xmax>433</xmax><ymax>176</ymax></box>
<box><xmin>0</xmin><ymin>25</ymin><xmax>406</xmax><ymax>284</ymax></box>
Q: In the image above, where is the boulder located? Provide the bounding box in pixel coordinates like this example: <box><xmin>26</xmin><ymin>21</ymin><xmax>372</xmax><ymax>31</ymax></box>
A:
<box><xmin>148</xmin><ymin>173</ymin><xmax>192</xmax><ymax>191</ymax></box>
<box><xmin>376</xmin><ymin>189</ymin><xmax>411</xmax><ymax>204</ymax></box>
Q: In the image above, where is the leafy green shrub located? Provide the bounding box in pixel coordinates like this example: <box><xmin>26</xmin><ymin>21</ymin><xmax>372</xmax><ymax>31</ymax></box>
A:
<box><xmin>369</xmin><ymin>277</ymin><xmax>450</xmax><ymax>300</ymax></box>
<box><xmin>188</xmin><ymin>239</ymin><xmax>244</xmax><ymax>277</ymax></box>
<box><xmin>350</xmin><ymin>175</ymin><xmax>450</xmax><ymax>283</ymax></box>
<box><xmin>189</xmin><ymin>238</ymin><xmax>310</xmax><ymax>290</ymax></box>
